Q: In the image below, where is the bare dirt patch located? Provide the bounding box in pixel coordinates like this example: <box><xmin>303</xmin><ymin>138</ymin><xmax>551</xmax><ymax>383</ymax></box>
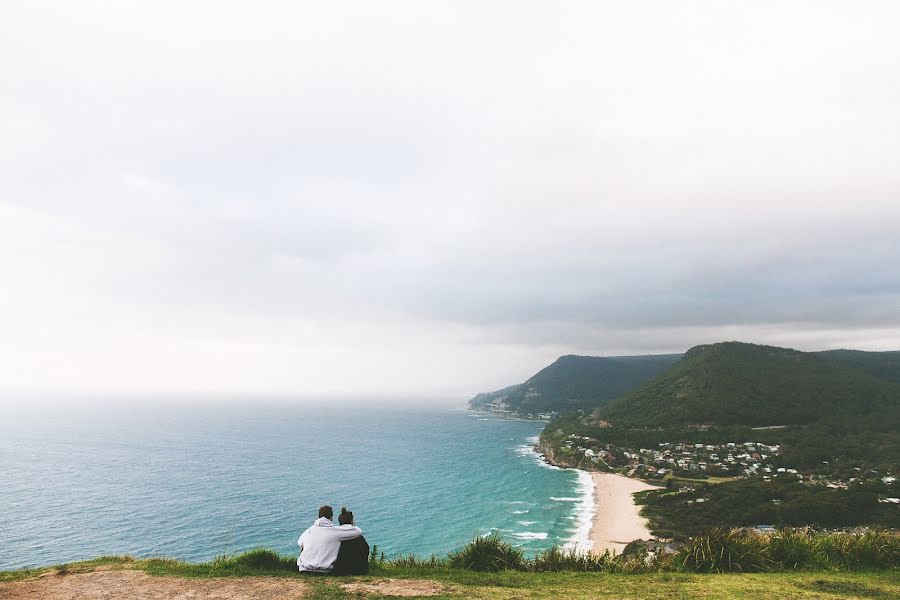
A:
<box><xmin>342</xmin><ymin>578</ymin><xmax>449</xmax><ymax>597</ymax></box>
<box><xmin>0</xmin><ymin>569</ymin><xmax>309</xmax><ymax>599</ymax></box>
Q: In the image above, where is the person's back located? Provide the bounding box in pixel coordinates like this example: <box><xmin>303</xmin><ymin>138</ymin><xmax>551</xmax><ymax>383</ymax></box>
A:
<box><xmin>297</xmin><ymin>505</ymin><xmax>363</xmax><ymax>573</ymax></box>
<box><xmin>331</xmin><ymin>508</ymin><xmax>369</xmax><ymax>575</ymax></box>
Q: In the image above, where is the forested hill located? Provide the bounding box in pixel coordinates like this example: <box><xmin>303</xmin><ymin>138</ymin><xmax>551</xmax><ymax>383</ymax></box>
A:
<box><xmin>814</xmin><ymin>348</ymin><xmax>900</xmax><ymax>384</ymax></box>
<box><xmin>468</xmin><ymin>353</ymin><xmax>682</xmax><ymax>416</ymax></box>
<box><xmin>599</xmin><ymin>342</ymin><xmax>900</xmax><ymax>428</ymax></box>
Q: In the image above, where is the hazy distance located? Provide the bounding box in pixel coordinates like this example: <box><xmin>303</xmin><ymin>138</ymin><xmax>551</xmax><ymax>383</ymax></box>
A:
<box><xmin>2</xmin><ymin>1</ymin><xmax>899</xmax><ymax>403</ymax></box>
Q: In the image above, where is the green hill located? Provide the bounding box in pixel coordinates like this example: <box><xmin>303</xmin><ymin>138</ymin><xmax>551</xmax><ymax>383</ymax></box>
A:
<box><xmin>814</xmin><ymin>348</ymin><xmax>900</xmax><ymax>384</ymax></box>
<box><xmin>469</xmin><ymin>354</ymin><xmax>682</xmax><ymax>415</ymax></box>
<box><xmin>600</xmin><ymin>342</ymin><xmax>900</xmax><ymax>428</ymax></box>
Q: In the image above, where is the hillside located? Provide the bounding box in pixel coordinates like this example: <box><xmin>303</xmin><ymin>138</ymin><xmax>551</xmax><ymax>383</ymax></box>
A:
<box><xmin>599</xmin><ymin>342</ymin><xmax>900</xmax><ymax>428</ymax></box>
<box><xmin>815</xmin><ymin>349</ymin><xmax>900</xmax><ymax>385</ymax></box>
<box><xmin>469</xmin><ymin>353</ymin><xmax>682</xmax><ymax>415</ymax></box>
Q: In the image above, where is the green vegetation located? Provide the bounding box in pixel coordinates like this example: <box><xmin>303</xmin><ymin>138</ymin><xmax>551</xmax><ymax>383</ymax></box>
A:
<box><xmin>600</xmin><ymin>342</ymin><xmax>900</xmax><ymax>428</ymax></box>
<box><xmin>676</xmin><ymin>528</ymin><xmax>899</xmax><ymax>572</ymax></box>
<box><xmin>468</xmin><ymin>353</ymin><xmax>682</xmax><ymax>415</ymax></box>
<box><xmin>535</xmin><ymin>342</ymin><xmax>900</xmax><ymax>538</ymax></box>
<box><xmin>447</xmin><ymin>534</ymin><xmax>526</xmax><ymax>571</ymax></box>
<box><xmin>3</xmin><ymin>534</ymin><xmax>898</xmax><ymax>600</ymax></box>
<box><xmin>816</xmin><ymin>349</ymin><xmax>900</xmax><ymax>385</ymax></box>
<box><xmin>639</xmin><ymin>478</ymin><xmax>900</xmax><ymax>539</ymax></box>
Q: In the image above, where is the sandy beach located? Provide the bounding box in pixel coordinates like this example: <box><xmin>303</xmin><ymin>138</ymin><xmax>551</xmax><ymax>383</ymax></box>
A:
<box><xmin>589</xmin><ymin>473</ymin><xmax>657</xmax><ymax>555</ymax></box>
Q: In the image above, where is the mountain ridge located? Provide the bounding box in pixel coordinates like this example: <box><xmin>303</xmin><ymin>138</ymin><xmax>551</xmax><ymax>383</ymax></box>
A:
<box><xmin>468</xmin><ymin>353</ymin><xmax>683</xmax><ymax>415</ymax></box>
<box><xmin>599</xmin><ymin>341</ymin><xmax>900</xmax><ymax>428</ymax></box>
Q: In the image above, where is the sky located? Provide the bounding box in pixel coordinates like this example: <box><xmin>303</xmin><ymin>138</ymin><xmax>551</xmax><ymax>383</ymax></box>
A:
<box><xmin>1</xmin><ymin>1</ymin><xmax>899</xmax><ymax>401</ymax></box>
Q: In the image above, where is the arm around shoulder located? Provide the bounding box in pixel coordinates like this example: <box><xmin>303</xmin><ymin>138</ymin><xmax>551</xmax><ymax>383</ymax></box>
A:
<box><xmin>336</xmin><ymin>526</ymin><xmax>362</xmax><ymax>541</ymax></box>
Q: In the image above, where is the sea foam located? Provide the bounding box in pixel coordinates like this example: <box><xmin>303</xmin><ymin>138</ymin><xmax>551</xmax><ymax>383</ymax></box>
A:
<box><xmin>512</xmin><ymin>532</ymin><xmax>549</xmax><ymax>540</ymax></box>
<box><xmin>515</xmin><ymin>436</ymin><xmax>562</xmax><ymax>470</ymax></box>
<box><xmin>563</xmin><ymin>469</ymin><xmax>595</xmax><ymax>552</ymax></box>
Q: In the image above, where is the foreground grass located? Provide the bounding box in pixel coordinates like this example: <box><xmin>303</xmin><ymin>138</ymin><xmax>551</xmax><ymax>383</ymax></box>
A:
<box><xmin>2</xmin><ymin>554</ymin><xmax>899</xmax><ymax>599</ymax></box>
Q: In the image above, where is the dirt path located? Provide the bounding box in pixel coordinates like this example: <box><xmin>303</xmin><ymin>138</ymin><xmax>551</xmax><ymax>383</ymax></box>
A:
<box><xmin>0</xmin><ymin>569</ymin><xmax>309</xmax><ymax>599</ymax></box>
<box><xmin>0</xmin><ymin>569</ymin><xmax>450</xmax><ymax>599</ymax></box>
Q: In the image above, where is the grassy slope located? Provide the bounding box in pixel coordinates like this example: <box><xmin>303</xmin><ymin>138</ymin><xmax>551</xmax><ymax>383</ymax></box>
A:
<box><xmin>2</xmin><ymin>556</ymin><xmax>898</xmax><ymax>600</ymax></box>
<box><xmin>600</xmin><ymin>342</ymin><xmax>900</xmax><ymax>427</ymax></box>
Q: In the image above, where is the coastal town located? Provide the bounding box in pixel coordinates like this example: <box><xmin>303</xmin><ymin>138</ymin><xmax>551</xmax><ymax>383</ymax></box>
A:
<box><xmin>559</xmin><ymin>433</ymin><xmax>899</xmax><ymax>506</ymax></box>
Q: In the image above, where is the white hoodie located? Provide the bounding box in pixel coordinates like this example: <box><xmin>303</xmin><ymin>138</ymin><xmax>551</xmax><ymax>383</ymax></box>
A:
<box><xmin>297</xmin><ymin>517</ymin><xmax>363</xmax><ymax>572</ymax></box>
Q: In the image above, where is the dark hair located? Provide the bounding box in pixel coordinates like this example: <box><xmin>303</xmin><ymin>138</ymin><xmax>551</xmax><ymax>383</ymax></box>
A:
<box><xmin>318</xmin><ymin>505</ymin><xmax>333</xmax><ymax>519</ymax></box>
<box><xmin>338</xmin><ymin>507</ymin><xmax>353</xmax><ymax>525</ymax></box>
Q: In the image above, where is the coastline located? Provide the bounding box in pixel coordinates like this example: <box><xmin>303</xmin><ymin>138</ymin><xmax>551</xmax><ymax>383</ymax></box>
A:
<box><xmin>533</xmin><ymin>437</ymin><xmax>655</xmax><ymax>554</ymax></box>
<box><xmin>588</xmin><ymin>472</ymin><xmax>656</xmax><ymax>555</ymax></box>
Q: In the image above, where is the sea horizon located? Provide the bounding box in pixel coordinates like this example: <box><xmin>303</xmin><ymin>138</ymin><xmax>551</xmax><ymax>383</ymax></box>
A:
<box><xmin>0</xmin><ymin>402</ymin><xmax>594</xmax><ymax>570</ymax></box>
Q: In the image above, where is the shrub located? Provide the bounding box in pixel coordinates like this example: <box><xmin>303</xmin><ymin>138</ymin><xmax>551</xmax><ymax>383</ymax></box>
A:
<box><xmin>674</xmin><ymin>528</ymin><xmax>772</xmax><ymax>573</ymax></box>
<box><xmin>813</xmin><ymin>529</ymin><xmax>900</xmax><ymax>570</ymax></box>
<box><xmin>769</xmin><ymin>528</ymin><xmax>822</xmax><ymax>570</ymax></box>
<box><xmin>447</xmin><ymin>534</ymin><xmax>526</xmax><ymax>572</ymax></box>
<box><xmin>532</xmin><ymin>546</ymin><xmax>617</xmax><ymax>572</ymax></box>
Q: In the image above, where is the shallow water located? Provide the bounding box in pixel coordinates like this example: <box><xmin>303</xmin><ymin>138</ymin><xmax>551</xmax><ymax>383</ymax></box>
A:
<box><xmin>0</xmin><ymin>403</ymin><xmax>586</xmax><ymax>569</ymax></box>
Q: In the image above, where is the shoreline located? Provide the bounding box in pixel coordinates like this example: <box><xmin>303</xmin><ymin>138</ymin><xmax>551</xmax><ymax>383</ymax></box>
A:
<box><xmin>531</xmin><ymin>438</ymin><xmax>656</xmax><ymax>554</ymax></box>
<box><xmin>587</xmin><ymin>472</ymin><xmax>656</xmax><ymax>555</ymax></box>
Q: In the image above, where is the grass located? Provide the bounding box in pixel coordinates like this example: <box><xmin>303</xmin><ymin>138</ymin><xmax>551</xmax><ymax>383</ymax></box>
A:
<box><xmin>447</xmin><ymin>534</ymin><xmax>525</xmax><ymax>572</ymax></box>
<box><xmin>2</xmin><ymin>532</ymin><xmax>898</xmax><ymax>598</ymax></box>
<box><xmin>2</xmin><ymin>556</ymin><xmax>899</xmax><ymax>599</ymax></box>
<box><xmin>667</xmin><ymin>474</ymin><xmax>741</xmax><ymax>485</ymax></box>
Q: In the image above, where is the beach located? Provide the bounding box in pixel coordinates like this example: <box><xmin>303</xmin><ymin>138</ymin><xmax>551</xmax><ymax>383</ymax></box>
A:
<box><xmin>588</xmin><ymin>473</ymin><xmax>657</xmax><ymax>555</ymax></box>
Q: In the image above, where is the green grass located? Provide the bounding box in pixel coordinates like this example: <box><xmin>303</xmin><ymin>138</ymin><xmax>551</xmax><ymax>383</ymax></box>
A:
<box><xmin>667</xmin><ymin>474</ymin><xmax>740</xmax><ymax>485</ymax></box>
<box><xmin>3</xmin><ymin>532</ymin><xmax>898</xmax><ymax>599</ymax></box>
<box><xmin>3</xmin><ymin>556</ymin><xmax>899</xmax><ymax>599</ymax></box>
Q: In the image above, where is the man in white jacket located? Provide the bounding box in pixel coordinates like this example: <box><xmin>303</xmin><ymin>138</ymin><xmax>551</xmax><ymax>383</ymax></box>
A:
<box><xmin>297</xmin><ymin>505</ymin><xmax>364</xmax><ymax>573</ymax></box>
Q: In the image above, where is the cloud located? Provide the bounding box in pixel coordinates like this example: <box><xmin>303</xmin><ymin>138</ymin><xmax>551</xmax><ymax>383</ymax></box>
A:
<box><xmin>1</xmin><ymin>1</ymin><xmax>899</xmax><ymax>398</ymax></box>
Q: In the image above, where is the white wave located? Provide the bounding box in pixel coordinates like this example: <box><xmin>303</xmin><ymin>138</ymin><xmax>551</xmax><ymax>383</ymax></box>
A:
<box><xmin>563</xmin><ymin>470</ymin><xmax>595</xmax><ymax>553</ymax></box>
<box><xmin>518</xmin><ymin>520</ymin><xmax>536</xmax><ymax>526</ymax></box>
<box><xmin>515</xmin><ymin>442</ymin><xmax>561</xmax><ymax>470</ymax></box>
<box><xmin>549</xmin><ymin>497</ymin><xmax>580</xmax><ymax>502</ymax></box>
<box><xmin>511</xmin><ymin>509</ymin><xmax>529</xmax><ymax>515</ymax></box>
<box><xmin>512</xmin><ymin>532</ymin><xmax>549</xmax><ymax>540</ymax></box>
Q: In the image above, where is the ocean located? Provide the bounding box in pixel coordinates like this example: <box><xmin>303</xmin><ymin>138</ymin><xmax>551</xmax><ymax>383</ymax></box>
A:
<box><xmin>0</xmin><ymin>403</ymin><xmax>591</xmax><ymax>570</ymax></box>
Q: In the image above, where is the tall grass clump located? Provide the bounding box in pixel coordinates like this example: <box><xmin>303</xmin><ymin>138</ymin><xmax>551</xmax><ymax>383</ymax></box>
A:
<box><xmin>390</xmin><ymin>554</ymin><xmax>446</xmax><ymax>569</ymax></box>
<box><xmin>368</xmin><ymin>544</ymin><xmax>386</xmax><ymax>570</ymax></box>
<box><xmin>813</xmin><ymin>529</ymin><xmax>900</xmax><ymax>570</ymax></box>
<box><xmin>448</xmin><ymin>534</ymin><xmax>526</xmax><ymax>572</ymax></box>
<box><xmin>212</xmin><ymin>548</ymin><xmax>297</xmax><ymax>573</ymax></box>
<box><xmin>674</xmin><ymin>528</ymin><xmax>771</xmax><ymax>573</ymax></box>
<box><xmin>532</xmin><ymin>546</ymin><xmax>618</xmax><ymax>572</ymax></box>
<box><xmin>768</xmin><ymin>528</ymin><xmax>822</xmax><ymax>570</ymax></box>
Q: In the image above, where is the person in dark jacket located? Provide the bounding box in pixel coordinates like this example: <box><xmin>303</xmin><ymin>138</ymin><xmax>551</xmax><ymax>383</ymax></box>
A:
<box><xmin>331</xmin><ymin>507</ymin><xmax>369</xmax><ymax>575</ymax></box>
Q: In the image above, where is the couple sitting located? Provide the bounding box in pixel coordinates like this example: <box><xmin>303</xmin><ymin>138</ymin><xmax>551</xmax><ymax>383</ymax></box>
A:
<box><xmin>297</xmin><ymin>505</ymin><xmax>369</xmax><ymax>575</ymax></box>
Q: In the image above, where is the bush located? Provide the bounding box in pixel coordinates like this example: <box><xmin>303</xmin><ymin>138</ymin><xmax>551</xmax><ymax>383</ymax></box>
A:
<box><xmin>769</xmin><ymin>528</ymin><xmax>822</xmax><ymax>570</ymax></box>
<box><xmin>674</xmin><ymin>528</ymin><xmax>771</xmax><ymax>573</ymax></box>
<box><xmin>532</xmin><ymin>546</ymin><xmax>617</xmax><ymax>572</ymax></box>
<box><xmin>813</xmin><ymin>529</ymin><xmax>900</xmax><ymax>570</ymax></box>
<box><xmin>448</xmin><ymin>534</ymin><xmax>526</xmax><ymax>572</ymax></box>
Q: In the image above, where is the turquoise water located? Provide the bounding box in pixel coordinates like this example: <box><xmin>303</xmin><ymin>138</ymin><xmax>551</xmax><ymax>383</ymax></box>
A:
<box><xmin>0</xmin><ymin>404</ymin><xmax>589</xmax><ymax>570</ymax></box>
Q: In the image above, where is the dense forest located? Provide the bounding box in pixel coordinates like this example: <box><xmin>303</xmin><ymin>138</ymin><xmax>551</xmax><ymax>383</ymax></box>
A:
<box><xmin>599</xmin><ymin>342</ymin><xmax>900</xmax><ymax>428</ymax></box>
<box><xmin>639</xmin><ymin>478</ymin><xmax>900</xmax><ymax>539</ymax></box>
<box><xmin>468</xmin><ymin>353</ymin><xmax>681</xmax><ymax>415</ymax></box>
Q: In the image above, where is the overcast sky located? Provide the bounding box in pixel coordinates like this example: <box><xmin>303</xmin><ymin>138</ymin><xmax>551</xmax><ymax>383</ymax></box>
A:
<box><xmin>2</xmin><ymin>1</ymin><xmax>899</xmax><ymax>401</ymax></box>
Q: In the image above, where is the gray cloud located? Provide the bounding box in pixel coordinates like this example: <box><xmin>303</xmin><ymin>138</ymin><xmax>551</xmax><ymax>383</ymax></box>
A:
<box><xmin>2</xmin><ymin>1</ymin><xmax>900</xmax><ymax>398</ymax></box>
